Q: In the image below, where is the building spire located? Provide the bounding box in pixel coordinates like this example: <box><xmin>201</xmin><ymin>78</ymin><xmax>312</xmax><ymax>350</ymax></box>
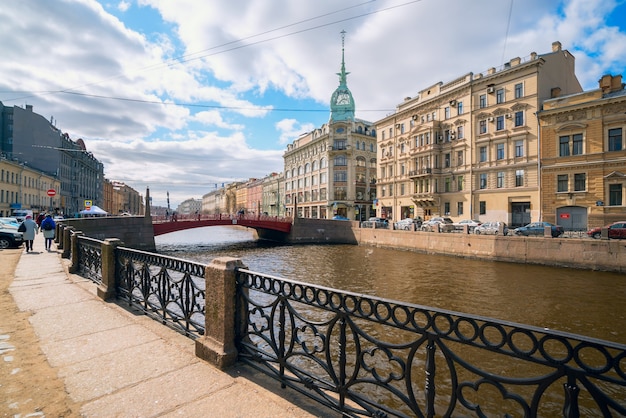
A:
<box><xmin>337</xmin><ymin>30</ymin><xmax>349</xmax><ymax>87</ymax></box>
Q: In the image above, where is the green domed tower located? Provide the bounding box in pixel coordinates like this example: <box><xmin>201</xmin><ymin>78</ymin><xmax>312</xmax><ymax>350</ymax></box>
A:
<box><xmin>330</xmin><ymin>31</ymin><xmax>355</xmax><ymax>122</ymax></box>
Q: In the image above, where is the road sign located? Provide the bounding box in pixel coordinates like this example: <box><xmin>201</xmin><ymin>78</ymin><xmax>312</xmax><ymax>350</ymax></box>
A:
<box><xmin>47</xmin><ymin>189</ymin><xmax>56</xmax><ymax>197</ymax></box>
<box><xmin>84</xmin><ymin>200</ymin><xmax>92</xmax><ymax>209</ymax></box>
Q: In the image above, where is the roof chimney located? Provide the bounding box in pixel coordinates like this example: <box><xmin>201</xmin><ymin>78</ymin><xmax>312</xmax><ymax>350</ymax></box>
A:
<box><xmin>599</xmin><ymin>74</ymin><xmax>624</xmax><ymax>94</ymax></box>
<box><xmin>551</xmin><ymin>87</ymin><xmax>562</xmax><ymax>98</ymax></box>
<box><xmin>552</xmin><ymin>41</ymin><xmax>562</xmax><ymax>52</ymax></box>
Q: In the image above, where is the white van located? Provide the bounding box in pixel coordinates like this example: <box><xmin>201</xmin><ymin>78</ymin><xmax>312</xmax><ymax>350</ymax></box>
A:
<box><xmin>12</xmin><ymin>209</ymin><xmax>33</xmax><ymax>222</ymax></box>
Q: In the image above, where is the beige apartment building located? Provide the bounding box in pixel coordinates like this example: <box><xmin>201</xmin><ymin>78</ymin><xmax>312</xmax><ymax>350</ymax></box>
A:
<box><xmin>375</xmin><ymin>41</ymin><xmax>582</xmax><ymax>227</ymax></box>
<box><xmin>539</xmin><ymin>74</ymin><xmax>626</xmax><ymax>229</ymax></box>
<box><xmin>284</xmin><ymin>32</ymin><xmax>377</xmax><ymax>221</ymax></box>
<box><xmin>0</xmin><ymin>158</ymin><xmax>61</xmax><ymax>217</ymax></box>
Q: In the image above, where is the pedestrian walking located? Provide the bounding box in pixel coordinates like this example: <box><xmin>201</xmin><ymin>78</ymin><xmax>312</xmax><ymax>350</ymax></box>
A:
<box><xmin>19</xmin><ymin>214</ymin><xmax>38</xmax><ymax>253</ymax></box>
<box><xmin>40</xmin><ymin>213</ymin><xmax>56</xmax><ymax>251</ymax></box>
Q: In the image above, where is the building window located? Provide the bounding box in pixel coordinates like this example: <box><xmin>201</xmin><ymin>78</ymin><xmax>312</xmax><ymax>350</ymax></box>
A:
<box><xmin>497</xmin><ymin>172</ymin><xmax>504</xmax><ymax>188</ymax></box>
<box><xmin>514</xmin><ymin>111</ymin><xmax>524</xmax><ymax>127</ymax></box>
<box><xmin>496</xmin><ymin>115</ymin><xmax>504</xmax><ymax>131</ymax></box>
<box><xmin>457</xmin><ymin>150</ymin><xmax>463</xmax><ymax>166</ymax></box>
<box><xmin>457</xmin><ymin>175</ymin><xmax>464</xmax><ymax>191</ymax></box>
<box><xmin>496</xmin><ymin>143</ymin><xmax>505</xmax><ymax>160</ymax></box>
<box><xmin>559</xmin><ymin>136</ymin><xmax>570</xmax><ymax>157</ymax></box>
<box><xmin>574</xmin><ymin>173</ymin><xmax>586</xmax><ymax>191</ymax></box>
<box><xmin>334</xmin><ymin>155</ymin><xmax>347</xmax><ymax>166</ymax></box>
<box><xmin>514</xmin><ymin>83</ymin><xmax>523</xmax><ymax>98</ymax></box>
<box><xmin>457</xmin><ymin>125</ymin><xmax>464</xmax><ymax>139</ymax></box>
<box><xmin>400</xmin><ymin>183</ymin><xmax>405</xmax><ymax>195</ymax></box>
<box><xmin>444</xmin><ymin>153</ymin><xmax>451</xmax><ymax>168</ymax></box>
<box><xmin>496</xmin><ymin>88</ymin><xmax>505</xmax><ymax>104</ymax></box>
<box><xmin>557</xmin><ymin>174</ymin><xmax>568</xmax><ymax>192</ymax></box>
<box><xmin>445</xmin><ymin>177</ymin><xmax>451</xmax><ymax>192</ymax></box>
<box><xmin>515</xmin><ymin>140</ymin><xmax>524</xmax><ymax>157</ymax></box>
<box><xmin>334</xmin><ymin>171</ymin><xmax>347</xmax><ymax>182</ymax></box>
<box><xmin>444</xmin><ymin>202</ymin><xmax>450</xmax><ymax>215</ymax></box>
<box><xmin>480</xmin><ymin>173</ymin><xmax>487</xmax><ymax>189</ymax></box>
<box><xmin>479</xmin><ymin>201</ymin><xmax>486</xmax><ymax>215</ymax></box>
<box><xmin>515</xmin><ymin>169</ymin><xmax>524</xmax><ymax>187</ymax></box>
<box><xmin>320</xmin><ymin>172</ymin><xmax>327</xmax><ymax>184</ymax></box>
<box><xmin>457</xmin><ymin>101</ymin><xmax>463</xmax><ymax>115</ymax></box>
<box><xmin>479</xmin><ymin>94</ymin><xmax>487</xmax><ymax>108</ymax></box>
<box><xmin>444</xmin><ymin>107</ymin><xmax>450</xmax><ymax>120</ymax></box>
<box><xmin>479</xmin><ymin>120</ymin><xmax>487</xmax><ymax>134</ymax></box>
<box><xmin>608</xmin><ymin>128</ymin><xmax>623</xmax><ymax>151</ymax></box>
<box><xmin>609</xmin><ymin>184</ymin><xmax>622</xmax><ymax>206</ymax></box>
<box><xmin>457</xmin><ymin>201</ymin><xmax>463</xmax><ymax>216</ymax></box>
<box><xmin>479</xmin><ymin>146</ymin><xmax>487</xmax><ymax>162</ymax></box>
<box><xmin>572</xmin><ymin>134</ymin><xmax>583</xmax><ymax>155</ymax></box>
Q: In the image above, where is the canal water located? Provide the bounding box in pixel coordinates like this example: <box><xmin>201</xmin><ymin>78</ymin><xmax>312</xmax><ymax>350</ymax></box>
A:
<box><xmin>155</xmin><ymin>226</ymin><xmax>626</xmax><ymax>345</ymax></box>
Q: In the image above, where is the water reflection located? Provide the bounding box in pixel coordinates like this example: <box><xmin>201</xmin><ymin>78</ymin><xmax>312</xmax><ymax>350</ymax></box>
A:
<box><xmin>156</xmin><ymin>226</ymin><xmax>626</xmax><ymax>344</ymax></box>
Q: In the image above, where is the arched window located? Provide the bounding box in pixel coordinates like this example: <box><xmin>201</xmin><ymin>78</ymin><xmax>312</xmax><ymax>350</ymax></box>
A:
<box><xmin>298</xmin><ymin>166</ymin><xmax>303</xmax><ymax>176</ymax></box>
<box><xmin>320</xmin><ymin>157</ymin><xmax>327</xmax><ymax>169</ymax></box>
<box><xmin>304</xmin><ymin>163</ymin><xmax>310</xmax><ymax>173</ymax></box>
<box><xmin>291</xmin><ymin>168</ymin><xmax>296</xmax><ymax>178</ymax></box>
<box><xmin>312</xmin><ymin>160</ymin><xmax>318</xmax><ymax>171</ymax></box>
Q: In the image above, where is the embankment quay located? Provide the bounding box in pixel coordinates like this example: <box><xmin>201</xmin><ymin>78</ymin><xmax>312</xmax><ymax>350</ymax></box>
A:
<box><xmin>61</xmin><ymin>215</ymin><xmax>626</xmax><ymax>272</ymax></box>
<box><xmin>35</xmin><ymin>223</ymin><xmax>626</xmax><ymax>416</ymax></box>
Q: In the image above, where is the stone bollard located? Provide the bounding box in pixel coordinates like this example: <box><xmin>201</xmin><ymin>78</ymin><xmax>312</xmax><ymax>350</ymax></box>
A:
<box><xmin>195</xmin><ymin>257</ymin><xmax>247</xmax><ymax>370</ymax></box>
<box><xmin>544</xmin><ymin>226</ymin><xmax>552</xmax><ymax>238</ymax></box>
<box><xmin>69</xmin><ymin>231</ymin><xmax>83</xmax><ymax>273</ymax></box>
<box><xmin>62</xmin><ymin>226</ymin><xmax>74</xmax><ymax>258</ymax></box>
<box><xmin>97</xmin><ymin>238</ymin><xmax>123</xmax><ymax>301</ymax></box>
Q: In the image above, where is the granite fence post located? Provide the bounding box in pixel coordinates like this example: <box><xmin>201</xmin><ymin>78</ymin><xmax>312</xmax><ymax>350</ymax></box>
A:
<box><xmin>61</xmin><ymin>226</ymin><xmax>74</xmax><ymax>258</ymax></box>
<box><xmin>68</xmin><ymin>230</ymin><xmax>83</xmax><ymax>274</ymax></box>
<box><xmin>97</xmin><ymin>238</ymin><xmax>123</xmax><ymax>301</ymax></box>
<box><xmin>195</xmin><ymin>257</ymin><xmax>247</xmax><ymax>370</ymax></box>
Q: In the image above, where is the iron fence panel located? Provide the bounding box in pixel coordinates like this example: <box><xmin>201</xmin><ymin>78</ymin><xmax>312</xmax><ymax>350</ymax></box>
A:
<box><xmin>115</xmin><ymin>247</ymin><xmax>207</xmax><ymax>338</ymax></box>
<box><xmin>235</xmin><ymin>269</ymin><xmax>626</xmax><ymax>417</ymax></box>
<box><xmin>77</xmin><ymin>236</ymin><xmax>103</xmax><ymax>284</ymax></box>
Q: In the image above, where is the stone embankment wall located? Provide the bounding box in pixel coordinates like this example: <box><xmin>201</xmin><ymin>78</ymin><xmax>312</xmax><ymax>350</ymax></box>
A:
<box><xmin>61</xmin><ymin>216</ymin><xmax>156</xmax><ymax>251</ymax></box>
<box><xmin>355</xmin><ymin>227</ymin><xmax>625</xmax><ymax>273</ymax></box>
<box><xmin>285</xmin><ymin>219</ymin><xmax>624</xmax><ymax>273</ymax></box>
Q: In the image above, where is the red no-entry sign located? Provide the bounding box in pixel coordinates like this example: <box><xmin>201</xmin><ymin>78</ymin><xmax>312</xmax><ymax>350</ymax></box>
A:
<box><xmin>47</xmin><ymin>189</ymin><xmax>56</xmax><ymax>197</ymax></box>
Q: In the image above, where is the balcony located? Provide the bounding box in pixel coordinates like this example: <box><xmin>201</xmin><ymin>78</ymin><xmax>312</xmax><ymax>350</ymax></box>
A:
<box><xmin>408</xmin><ymin>168</ymin><xmax>434</xmax><ymax>178</ymax></box>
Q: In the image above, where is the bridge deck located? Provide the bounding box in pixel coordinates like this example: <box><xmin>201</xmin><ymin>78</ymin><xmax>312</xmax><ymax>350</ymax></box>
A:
<box><xmin>152</xmin><ymin>214</ymin><xmax>292</xmax><ymax>236</ymax></box>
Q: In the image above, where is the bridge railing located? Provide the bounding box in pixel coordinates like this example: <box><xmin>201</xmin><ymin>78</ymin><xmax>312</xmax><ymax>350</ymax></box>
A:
<box><xmin>64</xmin><ymin>230</ymin><xmax>626</xmax><ymax>417</ymax></box>
<box><xmin>151</xmin><ymin>212</ymin><xmax>292</xmax><ymax>224</ymax></box>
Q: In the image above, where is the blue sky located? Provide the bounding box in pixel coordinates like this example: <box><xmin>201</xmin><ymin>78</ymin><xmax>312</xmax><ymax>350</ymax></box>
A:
<box><xmin>1</xmin><ymin>0</ymin><xmax>625</xmax><ymax>207</ymax></box>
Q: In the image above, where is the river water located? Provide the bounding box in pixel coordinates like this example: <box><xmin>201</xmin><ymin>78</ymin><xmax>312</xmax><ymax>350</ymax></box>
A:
<box><xmin>155</xmin><ymin>226</ymin><xmax>626</xmax><ymax>345</ymax></box>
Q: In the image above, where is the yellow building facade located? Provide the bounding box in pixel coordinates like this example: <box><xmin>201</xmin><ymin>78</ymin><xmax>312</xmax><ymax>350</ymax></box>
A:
<box><xmin>375</xmin><ymin>41</ymin><xmax>582</xmax><ymax>227</ymax></box>
<box><xmin>539</xmin><ymin>74</ymin><xmax>626</xmax><ymax>229</ymax></box>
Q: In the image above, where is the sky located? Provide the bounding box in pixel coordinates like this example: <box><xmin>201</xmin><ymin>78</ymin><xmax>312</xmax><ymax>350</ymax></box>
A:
<box><xmin>1</xmin><ymin>0</ymin><xmax>625</xmax><ymax>208</ymax></box>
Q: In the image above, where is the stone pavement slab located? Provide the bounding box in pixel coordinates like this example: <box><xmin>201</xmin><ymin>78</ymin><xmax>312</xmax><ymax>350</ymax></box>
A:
<box><xmin>8</xmin><ymin>235</ymin><xmax>332</xmax><ymax>417</ymax></box>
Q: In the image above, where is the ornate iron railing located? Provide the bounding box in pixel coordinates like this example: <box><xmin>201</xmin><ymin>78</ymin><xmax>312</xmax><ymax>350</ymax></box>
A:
<box><xmin>115</xmin><ymin>246</ymin><xmax>207</xmax><ymax>338</ymax></box>
<box><xmin>235</xmin><ymin>269</ymin><xmax>626</xmax><ymax>417</ymax></box>
<box><xmin>76</xmin><ymin>236</ymin><xmax>103</xmax><ymax>284</ymax></box>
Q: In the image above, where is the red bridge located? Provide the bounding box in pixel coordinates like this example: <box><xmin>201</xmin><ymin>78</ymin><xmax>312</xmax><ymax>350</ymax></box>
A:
<box><xmin>152</xmin><ymin>214</ymin><xmax>293</xmax><ymax>236</ymax></box>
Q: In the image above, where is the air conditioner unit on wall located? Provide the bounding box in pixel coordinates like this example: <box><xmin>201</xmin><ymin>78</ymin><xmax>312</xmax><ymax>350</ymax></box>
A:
<box><xmin>488</xmin><ymin>117</ymin><xmax>494</xmax><ymax>122</ymax></box>
<box><xmin>412</xmin><ymin>114</ymin><xmax>418</xmax><ymax>120</ymax></box>
<box><xmin>487</xmin><ymin>87</ymin><xmax>495</xmax><ymax>93</ymax></box>
<box><xmin>449</xmin><ymin>100</ymin><xmax>456</xmax><ymax>106</ymax></box>
<box><xmin>505</xmin><ymin>113</ymin><xmax>512</xmax><ymax>118</ymax></box>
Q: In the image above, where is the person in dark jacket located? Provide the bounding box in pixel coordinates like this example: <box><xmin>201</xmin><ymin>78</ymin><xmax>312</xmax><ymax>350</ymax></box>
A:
<box><xmin>40</xmin><ymin>214</ymin><xmax>56</xmax><ymax>251</ymax></box>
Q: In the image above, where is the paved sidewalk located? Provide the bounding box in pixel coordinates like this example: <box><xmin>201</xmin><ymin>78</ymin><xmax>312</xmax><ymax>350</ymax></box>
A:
<box><xmin>9</xmin><ymin>238</ymin><xmax>330</xmax><ymax>417</ymax></box>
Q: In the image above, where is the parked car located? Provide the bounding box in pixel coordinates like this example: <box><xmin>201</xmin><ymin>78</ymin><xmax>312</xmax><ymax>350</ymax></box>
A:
<box><xmin>0</xmin><ymin>225</ymin><xmax>24</xmax><ymax>249</ymax></box>
<box><xmin>394</xmin><ymin>217</ymin><xmax>422</xmax><ymax>231</ymax></box>
<box><xmin>53</xmin><ymin>215</ymin><xmax>65</xmax><ymax>222</ymax></box>
<box><xmin>332</xmin><ymin>215</ymin><xmax>350</xmax><ymax>221</ymax></box>
<box><xmin>362</xmin><ymin>217</ymin><xmax>390</xmax><ymax>228</ymax></box>
<box><xmin>453</xmin><ymin>219</ymin><xmax>482</xmax><ymax>232</ymax></box>
<box><xmin>474</xmin><ymin>221</ymin><xmax>508</xmax><ymax>235</ymax></box>
<box><xmin>421</xmin><ymin>217</ymin><xmax>454</xmax><ymax>232</ymax></box>
<box><xmin>587</xmin><ymin>221</ymin><xmax>626</xmax><ymax>239</ymax></box>
<box><xmin>0</xmin><ymin>217</ymin><xmax>20</xmax><ymax>229</ymax></box>
<box><xmin>514</xmin><ymin>222</ymin><xmax>564</xmax><ymax>238</ymax></box>
<box><xmin>12</xmin><ymin>210</ymin><xmax>33</xmax><ymax>222</ymax></box>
